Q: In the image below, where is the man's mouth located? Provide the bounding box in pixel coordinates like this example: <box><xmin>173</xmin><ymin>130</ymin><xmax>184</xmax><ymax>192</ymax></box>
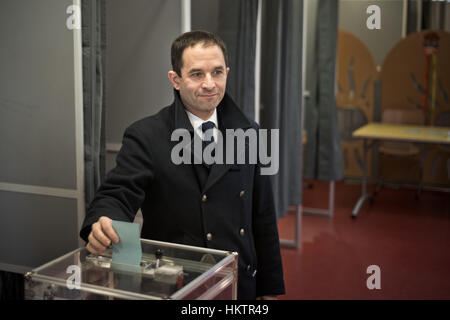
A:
<box><xmin>199</xmin><ymin>93</ymin><xmax>217</xmax><ymax>98</ymax></box>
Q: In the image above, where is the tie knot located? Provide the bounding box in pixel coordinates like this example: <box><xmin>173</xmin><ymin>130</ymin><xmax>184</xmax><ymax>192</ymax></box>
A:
<box><xmin>201</xmin><ymin>121</ymin><xmax>215</xmax><ymax>133</ymax></box>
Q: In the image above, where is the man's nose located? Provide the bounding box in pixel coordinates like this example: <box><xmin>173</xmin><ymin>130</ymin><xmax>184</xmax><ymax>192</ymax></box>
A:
<box><xmin>202</xmin><ymin>74</ymin><xmax>216</xmax><ymax>90</ymax></box>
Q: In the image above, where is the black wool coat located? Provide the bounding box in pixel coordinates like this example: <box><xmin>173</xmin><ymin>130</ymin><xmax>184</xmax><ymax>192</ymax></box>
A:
<box><xmin>80</xmin><ymin>91</ymin><xmax>285</xmax><ymax>299</ymax></box>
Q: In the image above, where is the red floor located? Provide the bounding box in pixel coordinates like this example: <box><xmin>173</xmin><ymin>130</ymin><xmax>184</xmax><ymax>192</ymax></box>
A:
<box><xmin>277</xmin><ymin>180</ymin><xmax>450</xmax><ymax>300</ymax></box>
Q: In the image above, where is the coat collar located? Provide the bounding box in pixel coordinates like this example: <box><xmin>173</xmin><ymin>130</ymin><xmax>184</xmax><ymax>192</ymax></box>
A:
<box><xmin>173</xmin><ymin>90</ymin><xmax>194</xmax><ymax>132</ymax></box>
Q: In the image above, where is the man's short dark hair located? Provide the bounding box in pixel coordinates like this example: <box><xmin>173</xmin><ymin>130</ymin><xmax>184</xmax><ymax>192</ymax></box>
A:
<box><xmin>171</xmin><ymin>30</ymin><xmax>228</xmax><ymax>76</ymax></box>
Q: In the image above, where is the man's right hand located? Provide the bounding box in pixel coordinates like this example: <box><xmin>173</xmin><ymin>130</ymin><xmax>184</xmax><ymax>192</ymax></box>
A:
<box><xmin>86</xmin><ymin>216</ymin><xmax>120</xmax><ymax>255</ymax></box>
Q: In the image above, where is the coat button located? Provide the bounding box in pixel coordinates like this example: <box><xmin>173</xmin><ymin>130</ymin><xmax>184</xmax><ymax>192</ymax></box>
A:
<box><xmin>202</xmin><ymin>194</ymin><xmax>207</xmax><ymax>202</ymax></box>
<box><xmin>239</xmin><ymin>228</ymin><xmax>245</xmax><ymax>236</ymax></box>
<box><xmin>247</xmin><ymin>264</ymin><xmax>251</xmax><ymax>271</ymax></box>
<box><xmin>206</xmin><ymin>233</ymin><xmax>213</xmax><ymax>241</ymax></box>
<box><xmin>239</xmin><ymin>190</ymin><xmax>245</xmax><ymax>197</ymax></box>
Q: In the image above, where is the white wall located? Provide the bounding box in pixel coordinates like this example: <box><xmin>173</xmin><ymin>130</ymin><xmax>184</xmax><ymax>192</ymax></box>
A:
<box><xmin>105</xmin><ymin>0</ymin><xmax>181</xmax><ymax>145</ymax></box>
<box><xmin>0</xmin><ymin>0</ymin><xmax>82</xmax><ymax>272</ymax></box>
<box><xmin>105</xmin><ymin>0</ymin><xmax>182</xmax><ymax>173</ymax></box>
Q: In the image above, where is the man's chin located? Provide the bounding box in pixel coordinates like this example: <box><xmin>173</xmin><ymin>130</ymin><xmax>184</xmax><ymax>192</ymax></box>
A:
<box><xmin>198</xmin><ymin>102</ymin><xmax>220</xmax><ymax>112</ymax></box>
<box><xmin>201</xmin><ymin>107</ymin><xmax>218</xmax><ymax>114</ymax></box>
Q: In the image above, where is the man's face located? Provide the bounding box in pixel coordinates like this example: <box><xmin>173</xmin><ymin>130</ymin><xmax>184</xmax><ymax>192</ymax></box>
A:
<box><xmin>169</xmin><ymin>43</ymin><xmax>230</xmax><ymax>120</ymax></box>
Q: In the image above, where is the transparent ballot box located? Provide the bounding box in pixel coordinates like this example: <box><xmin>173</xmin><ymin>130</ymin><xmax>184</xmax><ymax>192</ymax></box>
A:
<box><xmin>25</xmin><ymin>239</ymin><xmax>238</xmax><ymax>300</ymax></box>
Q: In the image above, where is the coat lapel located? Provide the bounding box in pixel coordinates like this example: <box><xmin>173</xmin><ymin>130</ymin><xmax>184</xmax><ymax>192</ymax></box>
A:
<box><xmin>202</xmin><ymin>94</ymin><xmax>252</xmax><ymax>193</ymax></box>
<box><xmin>172</xmin><ymin>90</ymin><xmax>206</xmax><ymax>191</ymax></box>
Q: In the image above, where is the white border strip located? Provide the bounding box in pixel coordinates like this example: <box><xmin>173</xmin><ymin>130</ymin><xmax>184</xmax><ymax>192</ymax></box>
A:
<box><xmin>73</xmin><ymin>0</ymin><xmax>85</xmax><ymax>245</ymax></box>
<box><xmin>254</xmin><ymin>0</ymin><xmax>262</xmax><ymax>124</ymax></box>
<box><xmin>0</xmin><ymin>182</ymin><xmax>79</xmax><ymax>199</ymax></box>
<box><xmin>181</xmin><ymin>0</ymin><xmax>191</xmax><ymax>33</ymax></box>
<box><xmin>402</xmin><ymin>0</ymin><xmax>408</xmax><ymax>38</ymax></box>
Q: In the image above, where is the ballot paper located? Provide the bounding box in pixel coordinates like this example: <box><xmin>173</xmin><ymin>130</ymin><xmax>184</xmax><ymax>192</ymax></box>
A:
<box><xmin>111</xmin><ymin>220</ymin><xmax>142</xmax><ymax>272</ymax></box>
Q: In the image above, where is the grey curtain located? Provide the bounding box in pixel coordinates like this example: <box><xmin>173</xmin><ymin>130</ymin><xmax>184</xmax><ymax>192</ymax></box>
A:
<box><xmin>421</xmin><ymin>0</ymin><xmax>449</xmax><ymax>31</ymax></box>
<box><xmin>217</xmin><ymin>0</ymin><xmax>258</xmax><ymax>120</ymax></box>
<box><xmin>304</xmin><ymin>0</ymin><xmax>343</xmax><ymax>181</ymax></box>
<box><xmin>260</xmin><ymin>0</ymin><xmax>303</xmax><ymax>218</ymax></box>
<box><xmin>82</xmin><ymin>0</ymin><xmax>106</xmax><ymax>207</ymax></box>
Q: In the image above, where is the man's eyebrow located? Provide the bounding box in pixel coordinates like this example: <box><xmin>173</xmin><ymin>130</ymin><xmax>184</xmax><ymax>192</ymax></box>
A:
<box><xmin>188</xmin><ymin>68</ymin><xmax>203</xmax><ymax>74</ymax></box>
<box><xmin>187</xmin><ymin>66</ymin><xmax>225</xmax><ymax>74</ymax></box>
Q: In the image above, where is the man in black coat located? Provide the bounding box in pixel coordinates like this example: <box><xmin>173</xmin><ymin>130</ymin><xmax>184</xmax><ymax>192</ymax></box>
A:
<box><xmin>80</xmin><ymin>30</ymin><xmax>285</xmax><ymax>300</ymax></box>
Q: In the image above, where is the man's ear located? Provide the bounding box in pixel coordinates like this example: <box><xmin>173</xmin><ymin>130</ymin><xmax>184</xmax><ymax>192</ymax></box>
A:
<box><xmin>226</xmin><ymin>67</ymin><xmax>230</xmax><ymax>75</ymax></box>
<box><xmin>168</xmin><ymin>71</ymin><xmax>181</xmax><ymax>90</ymax></box>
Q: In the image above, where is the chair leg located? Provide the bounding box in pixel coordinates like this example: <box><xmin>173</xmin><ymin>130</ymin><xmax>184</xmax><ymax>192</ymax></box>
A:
<box><xmin>416</xmin><ymin>146</ymin><xmax>424</xmax><ymax>200</ymax></box>
<box><xmin>416</xmin><ymin>167</ymin><xmax>423</xmax><ymax>199</ymax></box>
<box><xmin>375</xmin><ymin>179</ymin><xmax>383</xmax><ymax>195</ymax></box>
<box><xmin>416</xmin><ymin>177</ymin><xmax>422</xmax><ymax>199</ymax></box>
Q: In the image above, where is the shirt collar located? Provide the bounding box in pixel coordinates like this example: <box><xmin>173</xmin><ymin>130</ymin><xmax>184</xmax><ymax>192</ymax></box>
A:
<box><xmin>185</xmin><ymin>108</ymin><xmax>218</xmax><ymax>132</ymax></box>
<box><xmin>172</xmin><ymin>89</ymin><xmax>252</xmax><ymax>133</ymax></box>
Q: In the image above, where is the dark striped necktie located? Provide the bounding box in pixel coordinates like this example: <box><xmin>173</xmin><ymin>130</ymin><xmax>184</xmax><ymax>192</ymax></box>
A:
<box><xmin>201</xmin><ymin>121</ymin><xmax>216</xmax><ymax>160</ymax></box>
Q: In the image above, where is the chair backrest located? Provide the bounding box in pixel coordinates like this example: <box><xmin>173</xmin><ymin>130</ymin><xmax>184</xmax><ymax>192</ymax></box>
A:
<box><xmin>382</xmin><ymin>109</ymin><xmax>424</xmax><ymax>126</ymax></box>
<box><xmin>380</xmin><ymin>109</ymin><xmax>424</xmax><ymax>156</ymax></box>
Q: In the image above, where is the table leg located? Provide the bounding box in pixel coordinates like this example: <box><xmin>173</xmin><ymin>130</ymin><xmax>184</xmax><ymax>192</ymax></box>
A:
<box><xmin>352</xmin><ymin>138</ymin><xmax>371</xmax><ymax>218</ymax></box>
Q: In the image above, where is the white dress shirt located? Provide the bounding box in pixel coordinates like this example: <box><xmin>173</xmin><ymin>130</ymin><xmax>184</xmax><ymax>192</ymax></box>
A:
<box><xmin>185</xmin><ymin>109</ymin><xmax>219</xmax><ymax>142</ymax></box>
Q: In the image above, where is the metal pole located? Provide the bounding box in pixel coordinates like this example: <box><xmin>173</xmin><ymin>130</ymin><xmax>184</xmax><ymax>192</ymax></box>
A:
<box><xmin>328</xmin><ymin>181</ymin><xmax>335</xmax><ymax>217</ymax></box>
<box><xmin>362</xmin><ymin>139</ymin><xmax>367</xmax><ymax>196</ymax></box>
<box><xmin>74</xmin><ymin>0</ymin><xmax>85</xmax><ymax>247</ymax></box>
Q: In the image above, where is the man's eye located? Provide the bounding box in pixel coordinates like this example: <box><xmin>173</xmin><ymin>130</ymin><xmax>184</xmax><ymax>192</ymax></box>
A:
<box><xmin>214</xmin><ymin>70</ymin><xmax>223</xmax><ymax>75</ymax></box>
<box><xmin>191</xmin><ymin>73</ymin><xmax>202</xmax><ymax>77</ymax></box>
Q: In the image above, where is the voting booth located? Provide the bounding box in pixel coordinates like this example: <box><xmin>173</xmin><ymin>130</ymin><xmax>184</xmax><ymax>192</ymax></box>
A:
<box><xmin>24</xmin><ymin>239</ymin><xmax>238</xmax><ymax>300</ymax></box>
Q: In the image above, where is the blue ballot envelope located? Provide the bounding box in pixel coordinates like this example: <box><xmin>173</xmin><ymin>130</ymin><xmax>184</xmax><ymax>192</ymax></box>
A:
<box><xmin>111</xmin><ymin>220</ymin><xmax>142</xmax><ymax>273</ymax></box>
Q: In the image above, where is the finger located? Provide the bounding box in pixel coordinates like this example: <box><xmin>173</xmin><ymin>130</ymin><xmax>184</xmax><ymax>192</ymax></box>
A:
<box><xmin>88</xmin><ymin>232</ymin><xmax>107</xmax><ymax>253</ymax></box>
<box><xmin>87</xmin><ymin>242</ymin><xmax>105</xmax><ymax>255</ymax></box>
<box><xmin>86</xmin><ymin>242</ymin><xmax>102</xmax><ymax>255</ymax></box>
<box><xmin>91</xmin><ymin>225</ymin><xmax>112</xmax><ymax>247</ymax></box>
<box><xmin>99</xmin><ymin>217</ymin><xmax>120</xmax><ymax>244</ymax></box>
